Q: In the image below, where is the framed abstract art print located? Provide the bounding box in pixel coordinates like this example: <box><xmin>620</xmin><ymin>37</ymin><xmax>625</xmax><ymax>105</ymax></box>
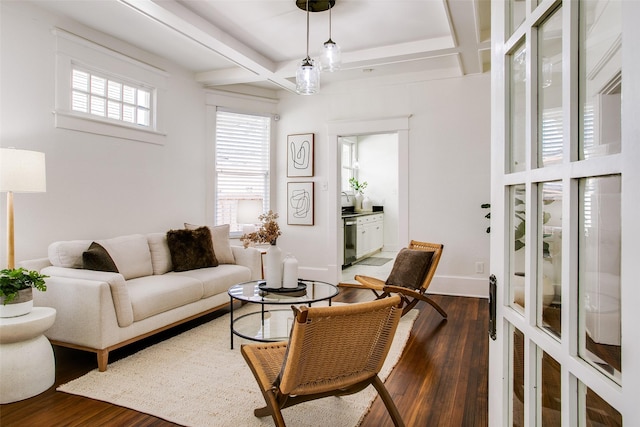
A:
<box><xmin>287</xmin><ymin>133</ymin><xmax>314</xmax><ymax>177</ymax></box>
<box><xmin>287</xmin><ymin>182</ymin><xmax>314</xmax><ymax>225</ymax></box>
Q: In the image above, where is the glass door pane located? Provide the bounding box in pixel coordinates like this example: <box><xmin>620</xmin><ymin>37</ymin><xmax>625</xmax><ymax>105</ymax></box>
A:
<box><xmin>540</xmin><ymin>350</ymin><xmax>561</xmax><ymax>426</ymax></box>
<box><xmin>538</xmin><ymin>8</ymin><xmax>563</xmax><ymax>167</ymax></box>
<box><xmin>509</xmin><ymin>42</ymin><xmax>527</xmax><ymax>173</ymax></box>
<box><xmin>539</xmin><ymin>182</ymin><xmax>562</xmax><ymax>337</ymax></box>
<box><xmin>510</xmin><ymin>184</ymin><xmax>526</xmax><ymax>311</ymax></box>
<box><xmin>579</xmin><ymin>0</ymin><xmax>622</xmax><ymax>159</ymax></box>
<box><xmin>579</xmin><ymin>381</ymin><xmax>622</xmax><ymax>426</ymax></box>
<box><xmin>510</xmin><ymin>324</ymin><xmax>525</xmax><ymax>426</ymax></box>
<box><xmin>579</xmin><ymin>175</ymin><xmax>621</xmax><ymax>381</ymax></box>
<box><xmin>509</xmin><ymin>0</ymin><xmax>526</xmax><ymax>36</ymax></box>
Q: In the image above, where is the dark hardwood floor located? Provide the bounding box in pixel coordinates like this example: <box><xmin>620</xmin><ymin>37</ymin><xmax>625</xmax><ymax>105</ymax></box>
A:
<box><xmin>0</xmin><ymin>290</ymin><xmax>489</xmax><ymax>426</ymax></box>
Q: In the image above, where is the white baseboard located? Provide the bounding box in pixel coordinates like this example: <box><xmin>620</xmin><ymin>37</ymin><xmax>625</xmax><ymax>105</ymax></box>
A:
<box><xmin>306</xmin><ymin>265</ymin><xmax>489</xmax><ymax>299</ymax></box>
<box><xmin>428</xmin><ymin>275</ymin><xmax>489</xmax><ymax>299</ymax></box>
<box><xmin>299</xmin><ymin>267</ymin><xmax>333</xmax><ymax>283</ymax></box>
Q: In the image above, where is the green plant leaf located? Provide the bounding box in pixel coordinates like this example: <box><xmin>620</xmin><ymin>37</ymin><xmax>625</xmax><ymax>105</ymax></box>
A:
<box><xmin>514</xmin><ymin>240</ymin><xmax>525</xmax><ymax>251</ymax></box>
<box><xmin>0</xmin><ymin>268</ymin><xmax>48</xmax><ymax>304</ymax></box>
<box><xmin>514</xmin><ymin>221</ymin><xmax>526</xmax><ymax>240</ymax></box>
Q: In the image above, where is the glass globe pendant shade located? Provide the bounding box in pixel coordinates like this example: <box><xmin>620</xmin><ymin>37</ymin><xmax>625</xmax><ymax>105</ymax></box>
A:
<box><xmin>320</xmin><ymin>39</ymin><xmax>341</xmax><ymax>72</ymax></box>
<box><xmin>296</xmin><ymin>57</ymin><xmax>320</xmax><ymax>95</ymax></box>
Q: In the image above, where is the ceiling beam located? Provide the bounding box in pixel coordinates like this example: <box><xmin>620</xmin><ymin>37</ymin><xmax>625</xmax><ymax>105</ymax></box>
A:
<box><xmin>118</xmin><ymin>0</ymin><xmax>298</xmax><ymax>92</ymax></box>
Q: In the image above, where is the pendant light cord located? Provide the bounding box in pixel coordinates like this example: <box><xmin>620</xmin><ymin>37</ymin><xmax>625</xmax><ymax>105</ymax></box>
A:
<box><xmin>328</xmin><ymin>3</ymin><xmax>332</xmax><ymax>41</ymax></box>
<box><xmin>305</xmin><ymin>0</ymin><xmax>310</xmax><ymax>59</ymax></box>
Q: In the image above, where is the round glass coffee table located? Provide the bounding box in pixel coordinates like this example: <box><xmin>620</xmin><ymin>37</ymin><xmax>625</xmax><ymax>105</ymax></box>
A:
<box><xmin>228</xmin><ymin>279</ymin><xmax>338</xmax><ymax>349</ymax></box>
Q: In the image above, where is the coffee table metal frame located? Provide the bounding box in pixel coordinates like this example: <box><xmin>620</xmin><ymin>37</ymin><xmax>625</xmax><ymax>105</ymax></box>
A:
<box><xmin>228</xmin><ymin>279</ymin><xmax>338</xmax><ymax>349</ymax></box>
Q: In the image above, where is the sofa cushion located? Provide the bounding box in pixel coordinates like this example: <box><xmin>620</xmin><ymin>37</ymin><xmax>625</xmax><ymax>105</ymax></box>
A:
<box><xmin>170</xmin><ymin>264</ymin><xmax>252</xmax><ymax>298</ymax></box>
<box><xmin>82</xmin><ymin>242</ymin><xmax>119</xmax><ymax>273</ymax></box>
<box><xmin>185</xmin><ymin>223</ymin><xmax>235</xmax><ymax>265</ymax></box>
<box><xmin>385</xmin><ymin>248</ymin><xmax>434</xmax><ymax>290</ymax></box>
<box><xmin>49</xmin><ymin>240</ymin><xmax>92</xmax><ymax>268</ymax></box>
<box><xmin>96</xmin><ymin>234</ymin><xmax>153</xmax><ymax>280</ymax></box>
<box><xmin>147</xmin><ymin>233</ymin><xmax>173</xmax><ymax>275</ymax></box>
<box><xmin>126</xmin><ymin>275</ymin><xmax>204</xmax><ymax>322</ymax></box>
<box><xmin>167</xmin><ymin>227</ymin><xmax>218</xmax><ymax>272</ymax></box>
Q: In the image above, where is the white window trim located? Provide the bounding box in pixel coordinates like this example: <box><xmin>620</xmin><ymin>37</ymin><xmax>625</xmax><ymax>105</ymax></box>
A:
<box><xmin>53</xmin><ymin>28</ymin><xmax>168</xmax><ymax>145</ymax></box>
<box><xmin>214</xmin><ymin>109</ymin><xmax>272</xmax><ymax>236</ymax></box>
<box><xmin>204</xmin><ymin>90</ymin><xmax>279</xmax><ymax>230</ymax></box>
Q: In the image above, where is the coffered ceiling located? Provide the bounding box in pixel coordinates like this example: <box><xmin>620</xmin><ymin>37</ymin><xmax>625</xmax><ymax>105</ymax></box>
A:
<box><xmin>32</xmin><ymin>0</ymin><xmax>491</xmax><ymax>94</ymax></box>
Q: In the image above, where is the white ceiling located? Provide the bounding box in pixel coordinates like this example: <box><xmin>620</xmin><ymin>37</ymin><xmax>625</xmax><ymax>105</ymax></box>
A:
<box><xmin>32</xmin><ymin>0</ymin><xmax>491</xmax><ymax>94</ymax></box>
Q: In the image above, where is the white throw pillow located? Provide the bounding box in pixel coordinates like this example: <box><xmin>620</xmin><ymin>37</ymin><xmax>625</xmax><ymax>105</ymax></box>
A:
<box><xmin>184</xmin><ymin>223</ymin><xmax>235</xmax><ymax>264</ymax></box>
<box><xmin>146</xmin><ymin>233</ymin><xmax>173</xmax><ymax>275</ymax></box>
<box><xmin>48</xmin><ymin>240</ymin><xmax>92</xmax><ymax>268</ymax></box>
<box><xmin>96</xmin><ymin>234</ymin><xmax>153</xmax><ymax>280</ymax></box>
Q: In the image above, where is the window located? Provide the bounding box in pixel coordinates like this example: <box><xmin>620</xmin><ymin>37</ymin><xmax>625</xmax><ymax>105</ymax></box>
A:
<box><xmin>340</xmin><ymin>137</ymin><xmax>357</xmax><ymax>193</ymax></box>
<box><xmin>71</xmin><ymin>67</ymin><xmax>153</xmax><ymax>128</ymax></box>
<box><xmin>54</xmin><ymin>28</ymin><xmax>167</xmax><ymax>145</ymax></box>
<box><xmin>215</xmin><ymin>110</ymin><xmax>271</xmax><ymax>234</ymax></box>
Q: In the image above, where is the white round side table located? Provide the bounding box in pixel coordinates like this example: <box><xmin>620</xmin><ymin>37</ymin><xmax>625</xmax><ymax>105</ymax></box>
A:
<box><xmin>0</xmin><ymin>307</ymin><xmax>56</xmax><ymax>404</ymax></box>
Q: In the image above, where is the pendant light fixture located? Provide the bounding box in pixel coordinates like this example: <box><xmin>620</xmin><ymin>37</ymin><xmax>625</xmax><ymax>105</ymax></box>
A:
<box><xmin>320</xmin><ymin>2</ymin><xmax>341</xmax><ymax>72</ymax></box>
<box><xmin>295</xmin><ymin>0</ymin><xmax>320</xmax><ymax>95</ymax></box>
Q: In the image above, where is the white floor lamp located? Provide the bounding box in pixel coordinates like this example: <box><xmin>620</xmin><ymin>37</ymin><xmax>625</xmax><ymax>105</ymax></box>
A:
<box><xmin>0</xmin><ymin>148</ymin><xmax>47</xmax><ymax>269</ymax></box>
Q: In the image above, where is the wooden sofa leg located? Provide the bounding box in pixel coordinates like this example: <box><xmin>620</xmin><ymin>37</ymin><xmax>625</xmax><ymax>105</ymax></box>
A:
<box><xmin>97</xmin><ymin>350</ymin><xmax>109</xmax><ymax>372</ymax></box>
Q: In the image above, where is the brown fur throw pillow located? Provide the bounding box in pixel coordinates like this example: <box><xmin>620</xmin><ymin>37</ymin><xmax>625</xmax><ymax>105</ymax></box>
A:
<box><xmin>166</xmin><ymin>226</ymin><xmax>218</xmax><ymax>272</ymax></box>
<box><xmin>385</xmin><ymin>248</ymin><xmax>434</xmax><ymax>290</ymax></box>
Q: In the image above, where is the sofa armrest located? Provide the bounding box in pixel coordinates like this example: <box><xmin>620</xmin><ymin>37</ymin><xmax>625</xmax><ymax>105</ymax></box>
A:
<box><xmin>40</xmin><ymin>266</ymin><xmax>134</xmax><ymax>327</ymax></box>
<box><xmin>32</xmin><ymin>275</ymin><xmax>122</xmax><ymax>350</ymax></box>
<box><xmin>231</xmin><ymin>246</ymin><xmax>262</xmax><ymax>281</ymax></box>
<box><xmin>18</xmin><ymin>257</ymin><xmax>52</xmax><ymax>272</ymax></box>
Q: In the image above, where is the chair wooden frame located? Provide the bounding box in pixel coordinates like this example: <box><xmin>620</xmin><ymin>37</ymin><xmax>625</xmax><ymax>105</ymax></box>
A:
<box><xmin>241</xmin><ymin>295</ymin><xmax>406</xmax><ymax>427</ymax></box>
<box><xmin>340</xmin><ymin>240</ymin><xmax>447</xmax><ymax>318</ymax></box>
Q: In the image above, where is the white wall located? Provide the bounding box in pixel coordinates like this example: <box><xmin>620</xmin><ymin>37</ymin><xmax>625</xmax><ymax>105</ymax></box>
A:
<box><xmin>0</xmin><ymin>1</ymin><xmax>208</xmax><ymax>263</ymax></box>
<box><xmin>357</xmin><ymin>133</ymin><xmax>400</xmax><ymax>251</ymax></box>
<box><xmin>1</xmin><ymin>1</ymin><xmax>491</xmax><ymax>298</ymax></box>
<box><xmin>275</xmin><ymin>74</ymin><xmax>492</xmax><ymax>297</ymax></box>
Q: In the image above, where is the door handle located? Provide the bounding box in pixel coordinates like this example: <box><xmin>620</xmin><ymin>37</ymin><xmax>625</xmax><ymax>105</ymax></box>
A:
<box><xmin>489</xmin><ymin>274</ymin><xmax>497</xmax><ymax>341</ymax></box>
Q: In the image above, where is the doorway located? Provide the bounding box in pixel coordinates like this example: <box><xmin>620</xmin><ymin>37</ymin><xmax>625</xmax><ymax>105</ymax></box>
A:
<box><xmin>327</xmin><ymin>116</ymin><xmax>410</xmax><ymax>285</ymax></box>
<box><xmin>339</xmin><ymin>133</ymin><xmax>400</xmax><ymax>250</ymax></box>
<box><xmin>339</xmin><ymin>133</ymin><xmax>399</xmax><ymax>283</ymax></box>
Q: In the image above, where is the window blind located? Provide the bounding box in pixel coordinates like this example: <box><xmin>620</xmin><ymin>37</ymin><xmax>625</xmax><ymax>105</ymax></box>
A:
<box><xmin>215</xmin><ymin>110</ymin><xmax>270</xmax><ymax>233</ymax></box>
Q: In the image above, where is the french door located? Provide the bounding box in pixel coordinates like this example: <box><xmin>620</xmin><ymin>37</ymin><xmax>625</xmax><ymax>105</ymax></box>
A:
<box><xmin>489</xmin><ymin>0</ymin><xmax>640</xmax><ymax>425</ymax></box>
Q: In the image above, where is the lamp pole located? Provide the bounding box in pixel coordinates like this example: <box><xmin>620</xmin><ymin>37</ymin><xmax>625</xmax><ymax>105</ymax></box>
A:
<box><xmin>6</xmin><ymin>191</ymin><xmax>15</xmax><ymax>269</ymax></box>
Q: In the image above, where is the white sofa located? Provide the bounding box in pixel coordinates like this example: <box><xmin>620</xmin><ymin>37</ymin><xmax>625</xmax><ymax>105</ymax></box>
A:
<box><xmin>20</xmin><ymin>229</ymin><xmax>262</xmax><ymax>371</ymax></box>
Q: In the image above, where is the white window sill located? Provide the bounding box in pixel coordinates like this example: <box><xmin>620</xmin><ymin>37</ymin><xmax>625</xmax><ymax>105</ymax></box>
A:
<box><xmin>55</xmin><ymin>110</ymin><xmax>166</xmax><ymax>145</ymax></box>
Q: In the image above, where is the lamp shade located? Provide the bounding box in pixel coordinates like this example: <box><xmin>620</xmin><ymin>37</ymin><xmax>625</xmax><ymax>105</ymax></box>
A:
<box><xmin>0</xmin><ymin>148</ymin><xmax>47</xmax><ymax>193</ymax></box>
<box><xmin>320</xmin><ymin>40</ymin><xmax>341</xmax><ymax>72</ymax></box>
<box><xmin>237</xmin><ymin>199</ymin><xmax>263</xmax><ymax>224</ymax></box>
<box><xmin>296</xmin><ymin>57</ymin><xmax>320</xmax><ymax>95</ymax></box>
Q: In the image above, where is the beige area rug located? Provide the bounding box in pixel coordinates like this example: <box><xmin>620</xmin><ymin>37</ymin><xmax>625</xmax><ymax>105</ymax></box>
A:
<box><xmin>58</xmin><ymin>303</ymin><xmax>418</xmax><ymax>427</ymax></box>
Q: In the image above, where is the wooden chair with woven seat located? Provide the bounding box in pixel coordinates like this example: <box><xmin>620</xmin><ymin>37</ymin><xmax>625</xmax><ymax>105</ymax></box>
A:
<box><xmin>241</xmin><ymin>295</ymin><xmax>406</xmax><ymax>427</ymax></box>
<box><xmin>340</xmin><ymin>240</ymin><xmax>447</xmax><ymax>318</ymax></box>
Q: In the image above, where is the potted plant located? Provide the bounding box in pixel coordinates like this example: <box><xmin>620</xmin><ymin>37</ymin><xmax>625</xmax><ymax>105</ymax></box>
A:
<box><xmin>349</xmin><ymin>177</ymin><xmax>367</xmax><ymax>211</ymax></box>
<box><xmin>348</xmin><ymin>177</ymin><xmax>367</xmax><ymax>195</ymax></box>
<box><xmin>240</xmin><ymin>211</ymin><xmax>283</xmax><ymax>288</ymax></box>
<box><xmin>0</xmin><ymin>267</ymin><xmax>48</xmax><ymax>318</ymax></box>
